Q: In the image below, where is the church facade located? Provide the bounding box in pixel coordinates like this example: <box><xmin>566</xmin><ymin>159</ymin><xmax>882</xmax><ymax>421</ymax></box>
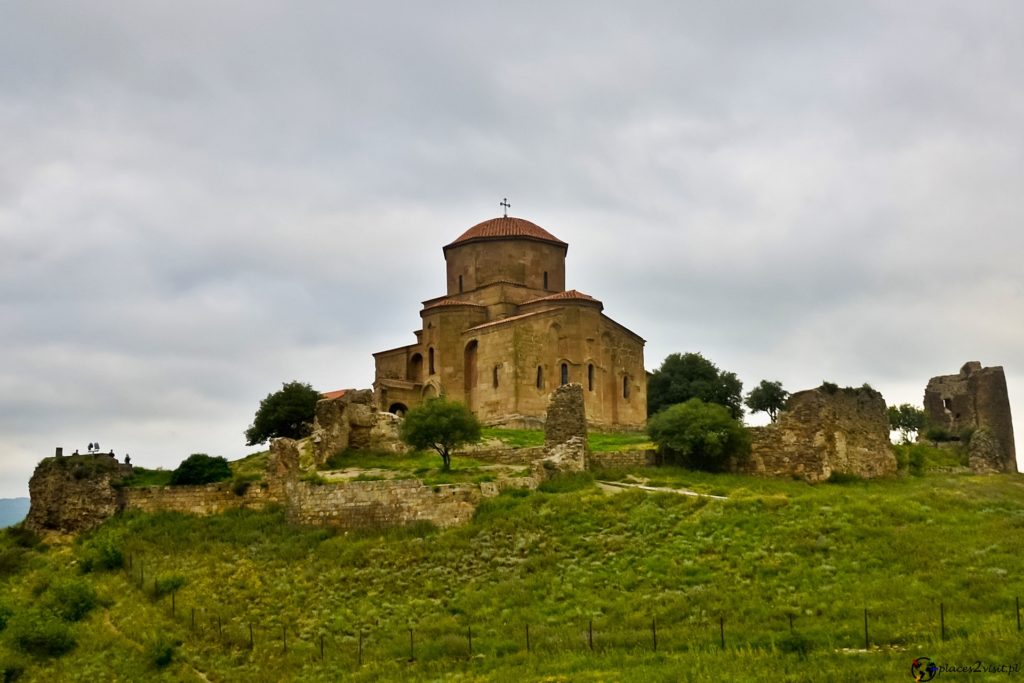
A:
<box><xmin>372</xmin><ymin>216</ymin><xmax>646</xmax><ymax>428</ymax></box>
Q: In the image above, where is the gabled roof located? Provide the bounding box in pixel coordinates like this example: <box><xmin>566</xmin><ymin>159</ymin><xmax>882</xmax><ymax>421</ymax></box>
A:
<box><xmin>321</xmin><ymin>389</ymin><xmax>347</xmax><ymax>400</ymax></box>
<box><xmin>522</xmin><ymin>289</ymin><xmax>601</xmax><ymax>306</ymax></box>
<box><xmin>422</xmin><ymin>297</ymin><xmax>487</xmax><ymax>311</ymax></box>
<box><xmin>444</xmin><ymin>216</ymin><xmax>568</xmax><ymax>251</ymax></box>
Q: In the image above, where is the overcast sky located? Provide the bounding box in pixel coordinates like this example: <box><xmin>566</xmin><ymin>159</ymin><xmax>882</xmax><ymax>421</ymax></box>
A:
<box><xmin>2</xmin><ymin>1</ymin><xmax>1022</xmax><ymax>497</ymax></box>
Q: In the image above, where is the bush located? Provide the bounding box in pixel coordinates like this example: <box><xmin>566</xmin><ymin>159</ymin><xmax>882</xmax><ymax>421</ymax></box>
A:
<box><xmin>79</xmin><ymin>534</ymin><xmax>124</xmax><ymax>573</ymax></box>
<box><xmin>0</xmin><ymin>603</ymin><xmax>12</xmax><ymax>631</ymax></box>
<box><xmin>147</xmin><ymin>637</ymin><xmax>179</xmax><ymax>669</ymax></box>
<box><xmin>7</xmin><ymin>609</ymin><xmax>76</xmax><ymax>657</ymax></box>
<box><xmin>3</xmin><ymin>527</ymin><xmax>40</xmax><ymax>550</ymax></box>
<box><xmin>46</xmin><ymin>578</ymin><xmax>98</xmax><ymax>622</ymax></box>
<box><xmin>0</xmin><ymin>547</ymin><xmax>29</xmax><ymax>580</ymax></box>
<box><xmin>825</xmin><ymin>471</ymin><xmax>864</xmax><ymax>484</ymax></box>
<box><xmin>538</xmin><ymin>472</ymin><xmax>595</xmax><ymax>493</ymax></box>
<box><xmin>647</xmin><ymin>398</ymin><xmax>750</xmax><ymax>472</ymax></box>
<box><xmin>169</xmin><ymin>454</ymin><xmax>232</xmax><ymax>486</ymax></box>
<box><xmin>152</xmin><ymin>574</ymin><xmax>186</xmax><ymax>599</ymax></box>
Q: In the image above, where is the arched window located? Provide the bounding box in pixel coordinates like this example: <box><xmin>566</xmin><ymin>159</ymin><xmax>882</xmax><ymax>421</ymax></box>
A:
<box><xmin>588</xmin><ymin>364</ymin><xmax>594</xmax><ymax>391</ymax></box>
<box><xmin>536</xmin><ymin>366</ymin><xmax>544</xmax><ymax>389</ymax></box>
<box><xmin>493</xmin><ymin>365</ymin><xmax>499</xmax><ymax>389</ymax></box>
<box><xmin>560</xmin><ymin>363</ymin><xmax>568</xmax><ymax>386</ymax></box>
<box><xmin>543</xmin><ymin>271</ymin><xmax>549</xmax><ymax>289</ymax></box>
<box><xmin>623</xmin><ymin>375</ymin><xmax>630</xmax><ymax>399</ymax></box>
<box><xmin>458</xmin><ymin>274</ymin><xmax>463</xmax><ymax>293</ymax></box>
<box><xmin>428</xmin><ymin>347</ymin><xmax>435</xmax><ymax>375</ymax></box>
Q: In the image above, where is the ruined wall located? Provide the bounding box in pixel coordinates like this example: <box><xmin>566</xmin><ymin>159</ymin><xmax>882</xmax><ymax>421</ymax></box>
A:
<box><xmin>123</xmin><ymin>482</ymin><xmax>280</xmax><ymax>515</ymax></box>
<box><xmin>280</xmin><ymin>477</ymin><xmax>537</xmax><ymax>530</ymax></box>
<box><xmin>739</xmin><ymin>387</ymin><xmax>897</xmax><ymax>482</ymax></box>
<box><xmin>25</xmin><ymin>454</ymin><xmax>132</xmax><ymax>533</ymax></box>
<box><xmin>545</xmin><ymin>383</ymin><xmax>588</xmax><ymax>446</ymax></box>
<box><xmin>309</xmin><ymin>390</ymin><xmax>405</xmax><ymax>466</ymax></box>
<box><xmin>588</xmin><ymin>450</ymin><xmax>657</xmax><ymax>470</ymax></box>
<box><xmin>923</xmin><ymin>362</ymin><xmax>1016</xmax><ymax>473</ymax></box>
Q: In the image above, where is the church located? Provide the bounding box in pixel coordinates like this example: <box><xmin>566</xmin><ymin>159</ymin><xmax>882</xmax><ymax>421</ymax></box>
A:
<box><xmin>372</xmin><ymin>212</ymin><xmax>647</xmax><ymax>428</ymax></box>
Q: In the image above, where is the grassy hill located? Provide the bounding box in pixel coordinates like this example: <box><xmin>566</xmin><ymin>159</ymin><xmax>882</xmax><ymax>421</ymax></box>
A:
<box><xmin>2</xmin><ymin>464</ymin><xmax>1024</xmax><ymax>681</ymax></box>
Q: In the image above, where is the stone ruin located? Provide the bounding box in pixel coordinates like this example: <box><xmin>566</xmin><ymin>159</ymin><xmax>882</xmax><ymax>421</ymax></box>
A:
<box><xmin>923</xmin><ymin>362</ymin><xmax>1017</xmax><ymax>473</ymax></box>
<box><xmin>309</xmin><ymin>389</ymin><xmax>405</xmax><ymax>466</ymax></box>
<box><xmin>537</xmin><ymin>383</ymin><xmax>589</xmax><ymax>474</ymax></box>
<box><xmin>25</xmin><ymin>452</ymin><xmax>133</xmax><ymax>533</ymax></box>
<box><xmin>740</xmin><ymin>385</ymin><xmax>897</xmax><ymax>482</ymax></box>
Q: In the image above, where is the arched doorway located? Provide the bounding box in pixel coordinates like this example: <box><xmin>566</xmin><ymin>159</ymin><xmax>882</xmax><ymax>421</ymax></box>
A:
<box><xmin>388</xmin><ymin>403</ymin><xmax>408</xmax><ymax>417</ymax></box>
<box><xmin>408</xmin><ymin>353</ymin><xmax>423</xmax><ymax>382</ymax></box>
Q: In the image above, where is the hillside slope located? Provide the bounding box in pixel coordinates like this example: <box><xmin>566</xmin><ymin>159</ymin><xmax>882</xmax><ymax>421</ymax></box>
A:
<box><xmin>2</xmin><ymin>469</ymin><xmax>1024</xmax><ymax>681</ymax></box>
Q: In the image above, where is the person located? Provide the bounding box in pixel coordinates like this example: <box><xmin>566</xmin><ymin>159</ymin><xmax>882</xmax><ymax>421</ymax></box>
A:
<box><xmin>124</xmin><ymin>454</ymin><xmax>131</xmax><ymax>466</ymax></box>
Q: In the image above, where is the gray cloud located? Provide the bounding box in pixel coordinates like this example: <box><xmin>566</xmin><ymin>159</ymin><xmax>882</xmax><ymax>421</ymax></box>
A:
<box><xmin>1</xmin><ymin>1</ymin><xmax>1022</xmax><ymax>495</ymax></box>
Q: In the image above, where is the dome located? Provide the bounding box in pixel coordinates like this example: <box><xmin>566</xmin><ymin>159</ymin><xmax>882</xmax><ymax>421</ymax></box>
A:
<box><xmin>444</xmin><ymin>216</ymin><xmax>567</xmax><ymax>251</ymax></box>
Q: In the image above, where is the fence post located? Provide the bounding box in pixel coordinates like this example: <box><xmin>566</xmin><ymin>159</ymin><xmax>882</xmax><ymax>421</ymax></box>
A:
<box><xmin>467</xmin><ymin>624</ymin><xmax>472</xmax><ymax>656</ymax></box>
<box><xmin>191</xmin><ymin>607</ymin><xmax>195</xmax><ymax>631</ymax></box>
<box><xmin>863</xmin><ymin>609</ymin><xmax>869</xmax><ymax>650</ymax></box>
<box><xmin>409</xmin><ymin>628</ymin><xmax>415</xmax><ymax>661</ymax></box>
<box><xmin>719</xmin><ymin>616</ymin><xmax>725</xmax><ymax>649</ymax></box>
<box><xmin>940</xmin><ymin>603</ymin><xmax>946</xmax><ymax>641</ymax></box>
<box><xmin>358</xmin><ymin>631</ymin><xmax>363</xmax><ymax>667</ymax></box>
<box><xmin>1017</xmin><ymin>597</ymin><xmax>1021</xmax><ymax>632</ymax></box>
<box><xmin>249</xmin><ymin>623</ymin><xmax>254</xmax><ymax>650</ymax></box>
<box><xmin>652</xmin><ymin>618</ymin><xmax>657</xmax><ymax>652</ymax></box>
<box><xmin>282</xmin><ymin>624</ymin><xmax>287</xmax><ymax>653</ymax></box>
<box><xmin>171</xmin><ymin>590</ymin><xmax>175</xmax><ymax>617</ymax></box>
<box><xmin>320</xmin><ymin>634</ymin><xmax>324</xmax><ymax>661</ymax></box>
<box><xmin>217</xmin><ymin>615</ymin><xmax>222</xmax><ymax>641</ymax></box>
<box><xmin>588</xmin><ymin>619</ymin><xmax>594</xmax><ymax>651</ymax></box>
<box><xmin>788</xmin><ymin>614</ymin><xmax>794</xmax><ymax>632</ymax></box>
<box><xmin>526</xmin><ymin>624</ymin><xmax>531</xmax><ymax>653</ymax></box>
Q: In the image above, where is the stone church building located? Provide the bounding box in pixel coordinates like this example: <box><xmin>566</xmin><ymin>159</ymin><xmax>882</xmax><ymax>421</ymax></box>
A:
<box><xmin>372</xmin><ymin>215</ymin><xmax>647</xmax><ymax>428</ymax></box>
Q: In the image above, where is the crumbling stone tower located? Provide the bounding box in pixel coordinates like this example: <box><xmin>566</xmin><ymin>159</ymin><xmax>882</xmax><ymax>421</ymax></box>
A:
<box><xmin>923</xmin><ymin>362</ymin><xmax>1017</xmax><ymax>473</ymax></box>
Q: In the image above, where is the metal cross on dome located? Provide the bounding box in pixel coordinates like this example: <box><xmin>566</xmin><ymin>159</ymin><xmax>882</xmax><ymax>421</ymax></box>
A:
<box><xmin>500</xmin><ymin>198</ymin><xmax>510</xmax><ymax>217</ymax></box>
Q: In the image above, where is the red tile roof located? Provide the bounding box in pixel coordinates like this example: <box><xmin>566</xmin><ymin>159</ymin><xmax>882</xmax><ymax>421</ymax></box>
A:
<box><xmin>523</xmin><ymin>289</ymin><xmax>602</xmax><ymax>305</ymax></box>
<box><xmin>422</xmin><ymin>298</ymin><xmax>487</xmax><ymax>310</ymax></box>
<box><xmin>445</xmin><ymin>216</ymin><xmax>567</xmax><ymax>250</ymax></box>
<box><xmin>321</xmin><ymin>389</ymin><xmax>347</xmax><ymax>400</ymax></box>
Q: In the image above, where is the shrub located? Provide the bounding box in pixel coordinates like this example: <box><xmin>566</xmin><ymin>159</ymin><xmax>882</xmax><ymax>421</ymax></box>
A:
<box><xmin>79</xmin><ymin>534</ymin><xmax>124</xmax><ymax>573</ymax></box>
<box><xmin>0</xmin><ymin>603</ymin><xmax>12</xmax><ymax>631</ymax></box>
<box><xmin>169</xmin><ymin>454</ymin><xmax>232</xmax><ymax>486</ymax></box>
<box><xmin>0</xmin><ymin>547</ymin><xmax>29</xmax><ymax>580</ymax></box>
<box><xmin>7</xmin><ymin>609</ymin><xmax>76</xmax><ymax>657</ymax></box>
<box><xmin>819</xmin><ymin>381</ymin><xmax>839</xmax><ymax>395</ymax></box>
<box><xmin>147</xmin><ymin>637</ymin><xmax>179</xmax><ymax>669</ymax></box>
<box><xmin>647</xmin><ymin>398</ymin><xmax>750</xmax><ymax>472</ymax></box>
<box><xmin>3</xmin><ymin>527</ymin><xmax>40</xmax><ymax>550</ymax></box>
<box><xmin>46</xmin><ymin>578</ymin><xmax>98</xmax><ymax>622</ymax></box>
<box><xmin>778</xmin><ymin>631</ymin><xmax>814</xmax><ymax>658</ymax></box>
<box><xmin>153</xmin><ymin>574</ymin><xmax>186</xmax><ymax>599</ymax></box>
<box><xmin>825</xmin><ymin>471</ymin><xmax>864</xmax><ymax>484</ymax></box>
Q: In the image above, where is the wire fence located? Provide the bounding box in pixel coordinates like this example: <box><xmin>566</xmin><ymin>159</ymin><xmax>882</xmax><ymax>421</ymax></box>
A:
<box><xmin>122</xmin><ymin>552</ymin><xmax>1024</xmax><ymax>667</ymax></box>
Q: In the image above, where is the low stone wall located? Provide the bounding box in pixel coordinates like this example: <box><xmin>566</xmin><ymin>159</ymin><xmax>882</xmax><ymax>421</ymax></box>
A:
<box><xmin>123</xmin><ymin>482</ymin><xmax>282</xmax><ymax>515</ymax></box>
<box><xmin>588</xmin><ymin>450</ymin><xmax>657</xmax><ymax>470</ymax></box>
<box><xmin>461</xmin><ymin>446</ymin><xmax>548</xmax><ymax>466</ymax></box>
<box><xmin>282</xmin><ymin>476</ymin><xmax>538</xmax><ymax>530</ymax></box>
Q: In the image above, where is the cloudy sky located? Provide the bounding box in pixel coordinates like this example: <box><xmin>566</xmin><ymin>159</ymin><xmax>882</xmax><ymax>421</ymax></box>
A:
<box><xmin>2</xmin><ymin>1</ymin><xmax>1022</xmax><ymax>497</ymax></box>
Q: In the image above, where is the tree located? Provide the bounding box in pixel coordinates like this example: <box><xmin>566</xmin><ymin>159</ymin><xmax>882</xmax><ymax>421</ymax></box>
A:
<box><xmin>398</xmin><ymin>398</ymin><xmax>482</xmax><ymax>472</ymax></box>
<box><xmin>745</xmin><ymin>380</ymin><xmax>789</xmax><ymax>423</ymax></box>
<box><xmin>646</xmin><ymin>398</ymin><xmax>750</xmax><ymax>472</ymax></box>
<box><xmin>169</xmin><ymin>454</ymin><xmax>232</xmax><ymax>485</ymax></box>
<box><xmin>647</xmin><ymin>352</ymin><xmax>744</xmax><ymax>418</ymax></box>
<box><xmin>888</xmin><ymin>403</ymin><xmax>926</xmax><ymax>444</ymax></box>
<box><xmin>244</xmin><ymin>381</ymin><xmax>321</xmax><ymax>446</ymax></box>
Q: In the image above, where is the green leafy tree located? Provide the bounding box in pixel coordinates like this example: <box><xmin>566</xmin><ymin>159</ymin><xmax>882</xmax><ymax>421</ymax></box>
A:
<box><xmin>888</xmin><ymin>403</ymin><xmax>926</xmax><ymax>444</ymax></box>
<box><xmin>646</xmin><ymin>398</ymin><xmax>750</xmax><ymax>472</ymax></box>
<box><xmin>647</xmin><ymin>352</ymin><xmax>744</xmax><ymax>418</ymax></box>
<box><xmin>169</xmin><ymin>454</ymin><xmax>232</xmax><ymax>485</ymax></box>
<box><xmin>244</xmin><ymin>381</ymin><xmax>321</xmax><ymax>445</ymax></box>
<box><xmin>399</xmin><ymin>398</ymin><xmax>482</xmax><ymax>472</ymax></box>
<box><xmin>745</xmin><ymin>380</ymin><xmax>789</xmax><ymax>423</ymax></box>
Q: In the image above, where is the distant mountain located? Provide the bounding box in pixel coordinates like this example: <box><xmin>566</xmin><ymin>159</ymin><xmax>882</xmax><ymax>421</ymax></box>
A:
<box><xmin>0</xmin><ymin>498</ymin><xmax>29</xmax><ymax>528</ymax></box>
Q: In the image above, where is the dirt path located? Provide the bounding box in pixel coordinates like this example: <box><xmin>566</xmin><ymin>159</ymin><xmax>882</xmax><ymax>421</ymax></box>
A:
<box><xmin>597</xmin><ymin>480</ymin><xmax>727</xmax><ymax>500</ymax></box>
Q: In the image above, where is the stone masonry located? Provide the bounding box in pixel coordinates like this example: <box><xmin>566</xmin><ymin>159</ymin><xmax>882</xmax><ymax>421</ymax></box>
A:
<box><xmin>923</xmin><ymin>362</ymin><xmax>1017</xmax><ymax>473</ymax></box>
<box><xmin>309</xmin><ymin>389</ymin><xmax>405</xmax><ymax>466</ymax></box>
<box><xmin>25</xmin><ymin>453</ymin><xmax>132</xmax><ymax>533</ymax></box>
<box><xmin>545</xmin><ymin>383</ymin><xmax>588</xmax><ymax>446</ymax></box>
<box><xmin>740</xmin><ymin>386</ymin><xmax>897</xmax><ymax>482</ymax></box>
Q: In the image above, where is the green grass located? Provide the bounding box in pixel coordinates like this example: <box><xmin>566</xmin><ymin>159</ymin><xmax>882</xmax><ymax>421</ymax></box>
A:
<box><xmin>481</xmin><ymin>427</ymin><xmax>654</xmax><ymax>452</ymax></box>
<box><xmin>121</xmin><ymin>467</ymin><xmax>173</xmax><ymax>487</ymax></box>
<box><xmin>230</xmin><ymin>450</ymin><xmax>270</xmax><ymax>480</ymax></box>
<box><xmin>320</xmin><ymin>448</ymin><xmax>528</xmax><ymax>485</ymax></box>
<box><xmin>4</xmin><ymin>472</ymin><xmax>1024</xmax><ymax>680</ymax></box>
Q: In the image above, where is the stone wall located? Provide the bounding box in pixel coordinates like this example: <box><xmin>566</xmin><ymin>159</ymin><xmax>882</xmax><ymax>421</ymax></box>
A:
<box><xmin>588</xmin><ymin>449</ymin><xmax>657</xmax><ymax>470</ymax></box>
<box><xmin>461</xmin><ymin>446</ymin><xmax>549</xmax><ymax>465</ymax></box>
<box><xmin>923</xmin><ymin>362</ymin><xmax>1016</xmax><ymax>473</ymax></box>
<box><xmin>309</xmin><ymin>390</ymin><xmax>405</xmax><ymax>466</ymax></box>
<box><xmin>123</xmin><ymin>482</ymin><xmax>281</xmax><ymax>515</ymax></box>
<box><xmin>738</xmin><ymin>387</ymin><xmax>897</xmax><ymax>482</ymax></box>
<box><xmin>280</xmin><ymin>476</ymin><xmax>537</xmax><ymax>530</ymax></box>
